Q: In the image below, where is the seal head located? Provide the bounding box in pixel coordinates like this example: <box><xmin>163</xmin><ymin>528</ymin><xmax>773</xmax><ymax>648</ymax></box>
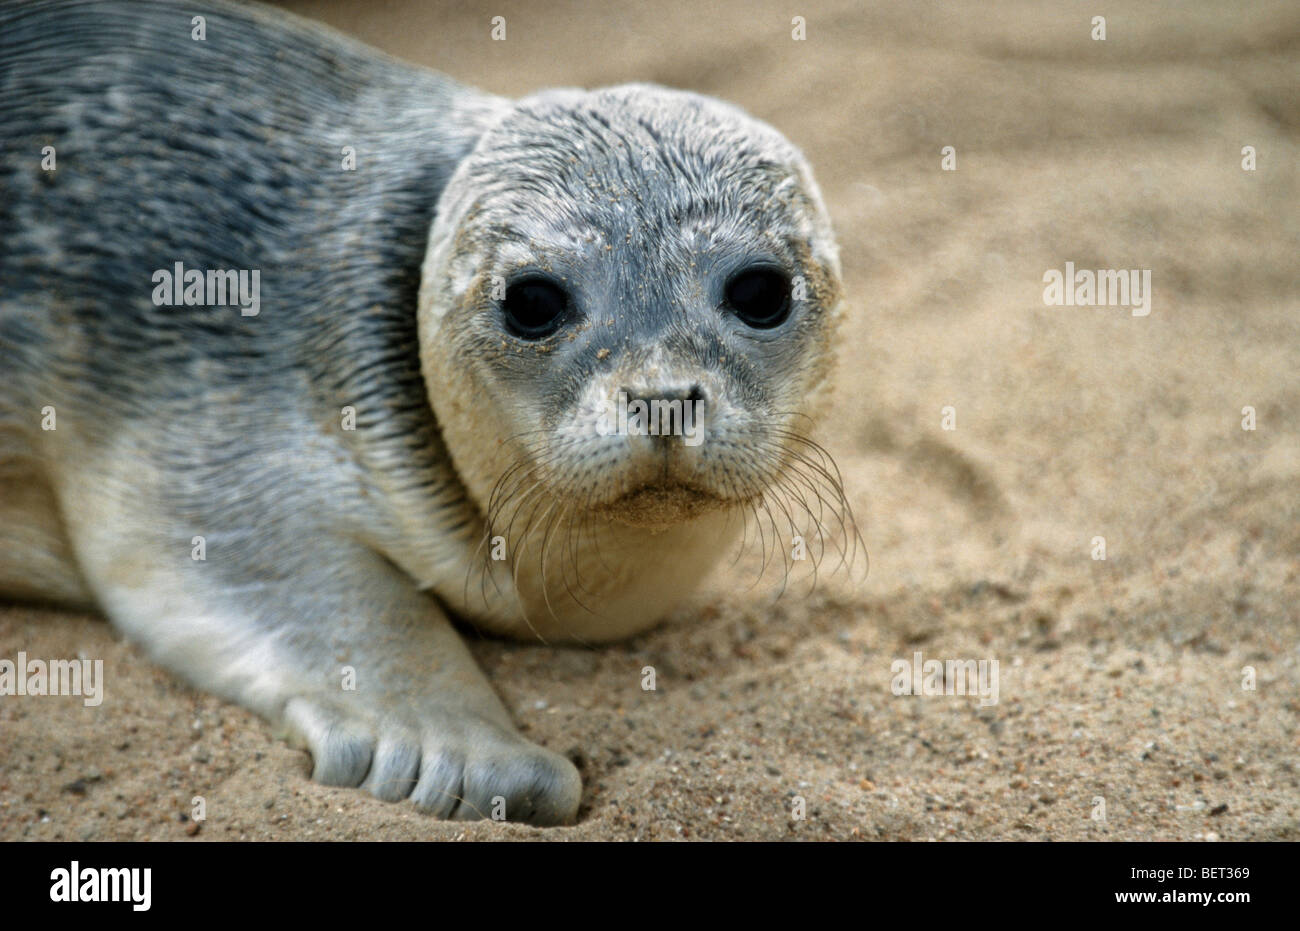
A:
<box><xmin>419</xmin><ymin>84</ymin><xmax>843</xmax><ymax>580</ymax></box>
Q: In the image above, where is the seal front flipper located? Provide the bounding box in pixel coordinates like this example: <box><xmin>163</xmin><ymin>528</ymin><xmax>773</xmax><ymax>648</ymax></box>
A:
<box><xmin>93</xmin><ymin>546</ymin><xmax>581</xmax><ymax>826</ymax></box>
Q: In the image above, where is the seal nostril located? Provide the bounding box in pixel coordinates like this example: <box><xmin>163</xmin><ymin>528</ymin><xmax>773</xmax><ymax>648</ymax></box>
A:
<box><xmin>621</xmin><ymin>384</ymin><xmax>704</xmax><ymax>405</ymax></box>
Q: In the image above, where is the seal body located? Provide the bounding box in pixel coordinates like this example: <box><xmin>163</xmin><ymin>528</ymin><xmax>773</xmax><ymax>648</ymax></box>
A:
<box><xmin>0</xmin><ymin>0</ymin><xmax>844</xmax><ymax>825</ymax></box>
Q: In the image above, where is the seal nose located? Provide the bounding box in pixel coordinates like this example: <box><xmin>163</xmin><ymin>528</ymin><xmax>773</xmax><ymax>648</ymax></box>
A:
<box><xmin>621</xmin><ymin>383</ymin><xmax>706</xmax><ymax>407</ymax></box>
<box><xmin>617</xmin><ymin>383</ymin><xmax>707</xmax><ymax>446</ymax></box>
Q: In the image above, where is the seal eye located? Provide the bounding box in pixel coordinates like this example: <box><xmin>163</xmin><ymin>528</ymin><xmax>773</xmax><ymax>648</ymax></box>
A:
<box><xmin>724</xmin><ymin>268</ymin><xmax>792</xmax><ymax>329</ymax></box>
<box><xmin>501</xmin><ymin>278</ymin><xmax>569</xmax><ymax>339</ymax></box>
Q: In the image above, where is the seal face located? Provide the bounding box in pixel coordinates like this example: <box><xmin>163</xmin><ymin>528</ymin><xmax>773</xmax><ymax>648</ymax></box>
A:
<box><xmin>0</xmin><ymin>0</ymin><xmax>847</xmax><ymax>826</ymax></box>
<box><xmin>419</xmin><ymin>86</ymin><xmax>844</xmax><ymax>636</ymax></box>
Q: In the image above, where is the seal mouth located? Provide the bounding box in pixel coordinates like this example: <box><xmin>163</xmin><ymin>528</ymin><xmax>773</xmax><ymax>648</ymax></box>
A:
<box><xmin>597</xmin><ymin>483</ymin><xmax>727</xmax><ymax>528</ymax></box>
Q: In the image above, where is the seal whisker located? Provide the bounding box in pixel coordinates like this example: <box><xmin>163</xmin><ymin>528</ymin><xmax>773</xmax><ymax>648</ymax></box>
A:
<box><xmin>769</xmin><ymin>428</ymin><xmax>866</xmax><ymax>579</ymax></box>
<box><xmin>769</xmin><ymin>471</ymin><xmax>824</xmax><ymax>592</ymax></box>
<box><xmin>756</xmin><ymin>492</ymin><xmax>792</xmax><ymax>599</ymax></box>
<box><xmin>467</xmin><ymin>455</ymin><xmax>533</xmax><ymax>607</ymax></box>
<box><xmin>768</xmin><ymin>447</ymin><xmax>840</xmax><ymax>576</ymax></box>
<box><xmin>776</xmin><ymin>479</ymin><xmax>822</xmax><ymax>597</ymax></box>
<box><xmin>477</xmin><ymin>457</ymin><xmax>554</xmax><ymax>608</ymax></box>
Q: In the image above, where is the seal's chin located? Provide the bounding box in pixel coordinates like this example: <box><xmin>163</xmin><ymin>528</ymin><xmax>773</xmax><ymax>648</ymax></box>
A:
<box><xmin>597</xmin><ymin>483</ymin><xmax>729</xmax><ymax>529</ymax></box>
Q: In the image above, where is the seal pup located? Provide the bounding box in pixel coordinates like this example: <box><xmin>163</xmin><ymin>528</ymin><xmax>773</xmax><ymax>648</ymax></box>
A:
<box><xmin>0</xmin><ymin>0</ymin><xmax>850</xmax><ymax>825</ymax></box>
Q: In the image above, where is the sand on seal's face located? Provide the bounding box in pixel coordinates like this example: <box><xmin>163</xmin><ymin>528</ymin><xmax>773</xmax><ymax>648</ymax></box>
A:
<box><xmin>599</xmin><ymin>484</ymin><xmax>729</xmax><ymax>528</ymax></box>
<box><xmin>1</xmin><ymin>0</ymin><xmax>1296</xmax><ymax>841</ymax></box>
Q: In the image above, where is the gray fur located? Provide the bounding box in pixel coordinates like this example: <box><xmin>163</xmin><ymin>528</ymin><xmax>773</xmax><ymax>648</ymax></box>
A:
<box><xmin>0</xmin><ymin>0</ymin><xmax>844</xmax><ymax>825</ymax></box>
